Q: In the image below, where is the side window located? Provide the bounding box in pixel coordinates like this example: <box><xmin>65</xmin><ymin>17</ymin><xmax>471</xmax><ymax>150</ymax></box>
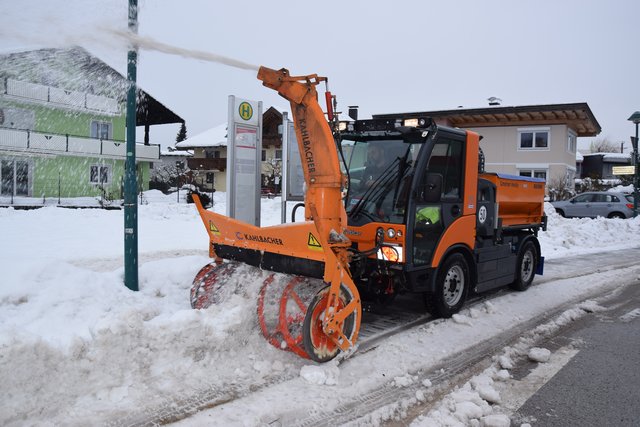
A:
<box><xmin>91</xmin><ymin>121</ymin><xmax>112</xmax><ymax>140</ymax></box>
<box><xmin>574</xmin><ymin>194</ymin><xmax>592</xmax><ymax>203</ymax></box>
<box><xmin>519</xmin><ymin>128</ymin><xmax>549</xmax><ymax>149</ymax></box>
<box><xmin>425</xmin><ymin>138</ymin><xmax>464</xmax><ymax>200</ymax></box>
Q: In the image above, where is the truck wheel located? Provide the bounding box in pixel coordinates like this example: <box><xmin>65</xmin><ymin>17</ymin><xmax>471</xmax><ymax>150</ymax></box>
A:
<box><xmin>425</xmin><ymin>253</ymin><xmax>469</xmax><ymax>318</ymax></box>
<box><xmin>511</xmin><ymin>241</ymin><xmax>537</xmax><ymax>291</ymax></box>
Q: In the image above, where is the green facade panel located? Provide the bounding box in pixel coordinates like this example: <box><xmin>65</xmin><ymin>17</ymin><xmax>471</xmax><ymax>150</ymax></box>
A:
<box><xmin>29</xmin><ymin>155</ymin><xmax>150</xmax><ymax>199</ymax></box>
<box><xmin>1</xmin><ymin>98</ymin><xmax>126</xmax><ymax>141</ymax></box>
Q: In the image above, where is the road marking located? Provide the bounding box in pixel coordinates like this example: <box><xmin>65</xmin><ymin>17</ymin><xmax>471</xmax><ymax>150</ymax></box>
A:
<box><xmin>499</xmin><ymin>346</ymin><xmax>579</xmax><ymax>413</ymax></box>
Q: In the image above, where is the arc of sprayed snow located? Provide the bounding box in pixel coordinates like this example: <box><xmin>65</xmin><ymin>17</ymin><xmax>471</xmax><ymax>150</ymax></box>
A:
<box><xmin>109</xmin><ymin>29</ymin><xmax>260</xmax><ymax>71</ymax></box>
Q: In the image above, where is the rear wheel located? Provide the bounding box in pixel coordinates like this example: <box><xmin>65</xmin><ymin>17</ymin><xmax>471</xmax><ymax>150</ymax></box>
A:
<box><xmin>511</xmin><ymin>240</ymin><xmax>537</xmax><ymax>291</ymax></box>
<box><xmin>302</xmin><ymin>286</ymin><xmax>355</xmax><ymax>363</ymax></box>
<box><xmin>425</xmin><ymin>253</ymin><xmax>469</xmax><ymax>318</ymax></box>
<box><xmin>608</xmin><ymin>212</ymin><xmax>625</xmax><ymax>219</ymax></box>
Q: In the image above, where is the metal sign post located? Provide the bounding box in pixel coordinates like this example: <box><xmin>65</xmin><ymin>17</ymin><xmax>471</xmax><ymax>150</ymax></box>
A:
<box><xmin>124</xmin><ymin>0</ymin><xmax>138</xmax><ymax>291</ymax></box>
<box><xmin>227</xmin><ymin>96</ymin><xmax>262</xmax><ymax>225</ymax></box>
<box><xmin>280</xmin><ymin>113</ymin><xmax>304</xmax><ymax>223</ymax></box>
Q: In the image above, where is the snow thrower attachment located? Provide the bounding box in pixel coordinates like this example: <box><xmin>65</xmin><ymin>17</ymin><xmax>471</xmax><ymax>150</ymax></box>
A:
<box><xmin>190</xmin><ymin>67</ymin><xmax>361</xmax><ymax>362</ymax></box>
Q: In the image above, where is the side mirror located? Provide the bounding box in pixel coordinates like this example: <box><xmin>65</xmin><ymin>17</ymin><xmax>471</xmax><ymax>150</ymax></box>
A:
<box><xmin>421</xmin><ymin>173</ymin><xmax>442</xmax><ymax>203</ymax></box>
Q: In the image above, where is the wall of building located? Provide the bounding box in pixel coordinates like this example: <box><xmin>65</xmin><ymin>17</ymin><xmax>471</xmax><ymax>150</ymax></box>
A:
<box><xmin>469</xmin><ymin>124</ymin><xmax>576</xmax><ymax>183</ymax></box>
<box><xmin>1</xmin><ymin>98</ymin><xmax>125</xmax><ymax>140</ymax></box>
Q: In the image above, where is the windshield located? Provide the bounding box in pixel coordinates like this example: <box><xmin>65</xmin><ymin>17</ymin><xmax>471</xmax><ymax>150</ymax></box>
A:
<box><xmin>341</xmin><ymin>137</ymin><xmax>422</xmax><ymax>224</ymax></box>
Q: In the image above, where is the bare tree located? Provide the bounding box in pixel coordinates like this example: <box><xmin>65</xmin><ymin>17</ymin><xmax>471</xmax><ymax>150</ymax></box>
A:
<box><xmin>589</xmin><ymin>138</ymin><xmax>620</xmax><ymax>153</ymax></box>
<box><xmin>547</xmin><ymin>174</ymin><xmax>576</xmax><ymax>201</ymax></box>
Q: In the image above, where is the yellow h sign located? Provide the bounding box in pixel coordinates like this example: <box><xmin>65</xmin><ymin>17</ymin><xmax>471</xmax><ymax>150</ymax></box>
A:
<box><xmin>238</xmin><ymin>102</ymin><xmax>253</xmax><ymax>121</ymax></box>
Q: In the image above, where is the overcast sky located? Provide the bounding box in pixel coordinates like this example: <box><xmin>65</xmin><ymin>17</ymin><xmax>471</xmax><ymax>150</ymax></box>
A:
<box><xmin>1</xmin><ymin>0</ymin><xmax>639</xmax><ymax>151</ymax></box>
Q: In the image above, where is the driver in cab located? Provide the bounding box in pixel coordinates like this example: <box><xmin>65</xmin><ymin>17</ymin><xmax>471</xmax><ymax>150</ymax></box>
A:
<box><xmin>361</xmin><ymin>143</ymin><xmax>386</xmax><ymax>190</ymax></box>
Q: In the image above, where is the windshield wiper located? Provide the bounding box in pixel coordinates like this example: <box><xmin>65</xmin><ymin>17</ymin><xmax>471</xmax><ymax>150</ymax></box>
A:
<box><xmin>349</xmin><ymin>157</ymin><xmax>401</xmax><ymax>219</ymax></box>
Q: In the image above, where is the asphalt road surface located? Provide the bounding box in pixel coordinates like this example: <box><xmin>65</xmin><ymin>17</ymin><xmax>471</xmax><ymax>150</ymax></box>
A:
<box><xmin>514</xmin><ymin>282</ymin><xmax>640</xmax><ymax>426</ymax></box>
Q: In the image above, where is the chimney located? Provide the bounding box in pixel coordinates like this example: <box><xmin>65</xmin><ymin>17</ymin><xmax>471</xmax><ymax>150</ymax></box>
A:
<box><xmin>348</xmin><ymin>106</ymin><xmax>359</xmax><ymax>121</ymax></box>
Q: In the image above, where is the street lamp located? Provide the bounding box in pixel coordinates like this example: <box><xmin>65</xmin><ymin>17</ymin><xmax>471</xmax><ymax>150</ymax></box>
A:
<box><xmin>627</xmin><ymin>111</ymin><xmax>640</xmax><ymax>218</ymax></box>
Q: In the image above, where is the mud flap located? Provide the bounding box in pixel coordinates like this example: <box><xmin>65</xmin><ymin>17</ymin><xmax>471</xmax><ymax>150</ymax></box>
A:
<box><xmin>536</xmin><ymin>256</ymin><xmax>545</xmax><ymax>276</ymax></box>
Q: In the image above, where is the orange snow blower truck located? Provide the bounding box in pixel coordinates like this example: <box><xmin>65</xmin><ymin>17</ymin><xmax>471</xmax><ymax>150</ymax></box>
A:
<box><xmin>190</xmin><ymin>67</ymin><xmax>546</xmax><ymax>362</ymax></box>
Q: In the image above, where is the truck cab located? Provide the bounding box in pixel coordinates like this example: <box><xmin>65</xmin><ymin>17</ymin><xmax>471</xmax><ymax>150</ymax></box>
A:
<box><xmin>338</xmin><ymin>118</ymin><xmax>545</xmax><ymax>315</ymax></box>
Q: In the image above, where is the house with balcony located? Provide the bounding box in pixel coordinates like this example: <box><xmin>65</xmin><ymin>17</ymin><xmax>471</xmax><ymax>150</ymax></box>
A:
<box><xmin>0</xmin><ymin>47</ymin><xmax>183</xmax><ymax>202</ymax></box>
<box><xmin>374</xmin><ymin>102</ymin><xmax>601</xmax><ymax>191</ymax></box>
<box><xmin>175</xmin><ymin>107</ymin><xmax>286</xmax><ymax>193</ymax></box>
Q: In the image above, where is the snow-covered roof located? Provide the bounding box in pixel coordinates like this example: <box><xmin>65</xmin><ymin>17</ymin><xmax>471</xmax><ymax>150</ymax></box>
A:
<box><xmin>576</xmin><ymin>151</ymin><xmax>584</xmax><ymax>162</ymax></box>
<box><xmin>160</xmin><ymin>149</ymin><xmax>193</xmax><ymax>157</ymax></box>
<box><xmin>175</xmin><ymin>123</ymin><xmax>228</xmax><ymax>148</ymax></box>
<box><xmin>582</xmin><ymin>152</ymin><xmax>631</xmax><ymax>162</ymax></box>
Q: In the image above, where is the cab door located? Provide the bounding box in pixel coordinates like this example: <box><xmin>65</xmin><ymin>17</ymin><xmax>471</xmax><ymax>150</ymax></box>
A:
<box><xmin>410</xmin><ymin>134</ymin><xmax>465</xmax><ymax>266</ymax></box>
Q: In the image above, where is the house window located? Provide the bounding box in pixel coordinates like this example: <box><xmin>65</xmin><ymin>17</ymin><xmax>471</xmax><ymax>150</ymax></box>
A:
<box><xmin>205</xmin><ymin>149</ymin><xmax>222</xmax><ymax>159</ymax></box>
<box><xmin>261</xmin><ymin>150</ymin><xmax>267</xmax><ymax>161</ymax></box>
<box><xmin>519</xmin><ymin>169</ymin><xmax>547</xmax><ymax>180</ymax></box>
<box><xmin>206</xmin><ymin>172</ymin><xmax>214</xmax><ymax>184</ymax></box>
<box><xmin>1</xmin><ymin>159</ymin><xmax>29</xmax><ymax>196</ymax></box>
<box><xmin>519</xmin><ymin>128</ymin><xmax>549</xmax><ymax>150</ymax></box>
<box><xmin>275</xmin><ymin>149</ymin><xmax>282</xmax><ymax>160</ymax></box>
<box><xmin>91</xmin><ymin>121</ymin><xmax>112</xmax><ymax>140</ymax></box>
<box><xmin>90</xmin><ymin>165</ymin><xmax>110</xmax><ymax>184</ymax></box>
<box><xmin>567</xmin><ymin>132</ymin><xmax>577</xmax><ymax>153</ymax></box>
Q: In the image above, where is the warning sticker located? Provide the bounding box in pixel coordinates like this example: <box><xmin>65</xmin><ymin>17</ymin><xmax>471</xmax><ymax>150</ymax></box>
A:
<box><xmin>307</xmin><ymin>233</ymin><xmax>322</xmax><ymax>251</ymax></box>
<box><xmin>209</xmin><ymin>221</ymin><xmax>221</xmax><ymax>236</ymax></box>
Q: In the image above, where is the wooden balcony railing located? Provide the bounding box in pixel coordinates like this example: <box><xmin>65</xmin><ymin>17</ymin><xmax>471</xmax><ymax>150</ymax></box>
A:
<box><xmin>187</xmin><ymin>158</ymin><xmax>227</xmax><ymax>171</ymax></box>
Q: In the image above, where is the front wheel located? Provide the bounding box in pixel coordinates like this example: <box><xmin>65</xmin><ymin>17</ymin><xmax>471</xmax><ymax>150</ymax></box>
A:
<box><xmin>425</xmin><ymin>253</ymin><xmax>469</xmax><ymax>318</ymax></box>
<box><xmin>302</xmin><ymin>286</ymin><xmax>356</xmax><ymax>363</ymax></box>
<box><xmin>511</xmin><ymin>240</ymin><xmax>537</xmax><ymax>291</ymax></box>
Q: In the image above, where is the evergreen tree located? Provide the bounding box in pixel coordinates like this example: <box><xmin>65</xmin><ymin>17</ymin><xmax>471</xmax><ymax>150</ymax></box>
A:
<box><xmin>176</xmin><ymin>122</ymin><xmax>187</xmax><ymax>143</ymax></box>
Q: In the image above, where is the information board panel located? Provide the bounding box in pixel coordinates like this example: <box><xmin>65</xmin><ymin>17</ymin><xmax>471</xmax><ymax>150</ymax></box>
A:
<box><xmin>286</xmin><ymin>119</ymin><xmax>304</xmax><ymax>201</ymax></box>
<box><xmin>227</xmin><ymin>96</ymin><xmax>262</xmax><ymax>225</ymax></box>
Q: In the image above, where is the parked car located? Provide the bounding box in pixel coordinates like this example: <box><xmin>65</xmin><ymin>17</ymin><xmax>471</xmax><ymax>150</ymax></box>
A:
<box><xmin>551</xmin><ymin>191</ymin><xmax>635</xmax><ymax>219</ymax></box>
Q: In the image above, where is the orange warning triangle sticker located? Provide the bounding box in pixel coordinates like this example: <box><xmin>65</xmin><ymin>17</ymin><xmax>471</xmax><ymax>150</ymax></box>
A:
<box><xmin>307</xmin><ymin>233</ymin><xmax>322</xmax><ymax>248</ymax></box>
<box><xmin>209</xmin><ymin>221</ymin><xmax>220</xmax><ymax>234</ymax></box>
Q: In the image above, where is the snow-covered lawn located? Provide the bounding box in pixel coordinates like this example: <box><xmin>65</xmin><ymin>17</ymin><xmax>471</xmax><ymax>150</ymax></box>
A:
<box><xmin>1</xmin><ymin>191</ymin><xmax>639</xmax><ymax>425</ymax></box>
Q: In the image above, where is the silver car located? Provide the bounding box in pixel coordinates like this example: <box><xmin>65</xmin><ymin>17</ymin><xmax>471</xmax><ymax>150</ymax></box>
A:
<box><xmin>551</xmin><ymin>191</ymin><xmax>635</xmax><ymax>219</ymax></box>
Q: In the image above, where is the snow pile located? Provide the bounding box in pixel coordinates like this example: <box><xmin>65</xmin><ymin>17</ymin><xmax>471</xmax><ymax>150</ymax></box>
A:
<box><xmin>300</xmin><ymin>362</ymin><xmax>340</xmax><ymax>385</ymax></box>
<box><xmin>527</xmin><ymin>347</ymin><xmax>551</xmax><ymax>363</ymax></box>
<box><xmin>539</xmin><ymin>203</ymin><xmax>640</xmax><ymax>259</ymax></box>
<box><xmin>410</xmin><ymin>370</ymin><xmax>509</xmax><ymax>427</ymax></box>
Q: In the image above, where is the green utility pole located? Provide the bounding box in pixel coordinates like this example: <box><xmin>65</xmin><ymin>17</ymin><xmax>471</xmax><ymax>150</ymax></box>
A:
<box><xmin>124</xmin><ymin>0</ymin><xmax>139</xmax><ymax>291</ymax></box>
<box><xmin>628</xmin><ymin>111</ymin><xmax>640</xmax><ymax>219</ymax></box>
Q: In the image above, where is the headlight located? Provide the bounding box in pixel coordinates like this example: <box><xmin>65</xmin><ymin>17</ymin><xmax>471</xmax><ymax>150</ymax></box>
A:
<box><xmin>386</xmin><ymin>228</ymin><xmax>396</xmax><ymax>239</ymax></box>
<box><xmin>403</xmin><ymin>118</ymin><xmax>419</xmax><ymax>127</ymax></box>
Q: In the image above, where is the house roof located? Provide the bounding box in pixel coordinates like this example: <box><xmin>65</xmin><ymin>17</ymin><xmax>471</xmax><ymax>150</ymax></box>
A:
<box><xmin>175</xmin><ymin>123</ymin><xmax>227</xmax><ymax>148</ymax></box>
<box><xmin>0</xmin><ymin>47</ymin><xmax>183</xmax><ymax>127</ymax></box>
<box><xmin>161</xmin><ymin>148</ymin><xmax>193</xmax><ymax>157</ymax></box>
<box><xmin>373</xmin><ymin>102</ymin><xmax>601</xmax><ymax>137</ymax></box>
<box><xmin>582</xmin><ymin>152</ymin><xmax>630</xmax><ymax>162</ymax></box>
